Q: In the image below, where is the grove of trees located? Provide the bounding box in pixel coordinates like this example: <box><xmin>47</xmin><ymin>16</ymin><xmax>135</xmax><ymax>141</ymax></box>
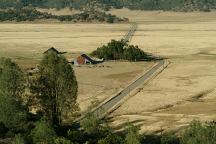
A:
<box><xmin>91</xmin><ymin>39</ymin><xmax>157</xmax><ymax>61</ymax></box>
<box><xmin>0</xmin><ymin>7</ymin><xmax>127</xmax><ymax>23</ymax></box>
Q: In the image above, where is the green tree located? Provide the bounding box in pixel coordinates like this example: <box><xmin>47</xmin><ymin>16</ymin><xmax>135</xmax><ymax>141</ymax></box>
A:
<box><xmin>161</xmin><ymin>132</ymin><xmax>179</xmax><ymax>144</ymax></box>
<box><xmin>181</xmin><ymin>121</ymin><xmax>216</xmax><ymax>144</ymax></box>
<box><xmin>97</xmin><ymin>133</ymin><xmax>124</xmax><ymax>144</ymax></box>
<box><xmin>54</xmin><ymin>137</ymin><xmax>73</xmax><ymax>144</ymax></box>
<box><xmin>30</xmin><ymin>119</ymin><xmax>56</xmax><ymax>144</ymax></box>
<box><xmin>0</xmin><ymin>58</ymin><xmax>26</xmax><ymax>128</ymax></box>
<box><xmin>125</xmin><ymin>125</ymin><xmax>141</xmax><ymax>144</ymax></box>
<box><xmin>80</xmin><ymin>113</ymin><xmax>101</xmax><ymax>135</ymax></box>
<box><xmin>31</xmin><ymin>51</ymin><xmax>78</xmax><ymax>126</ymax></box>
<box><xmin>12</xmin><ymin>134</ymin><xmax>25</xmax><ymax>144</ymax></box>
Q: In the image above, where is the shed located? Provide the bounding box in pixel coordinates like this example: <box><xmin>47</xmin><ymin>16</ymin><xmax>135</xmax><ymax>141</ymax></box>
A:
<box><xmin>43</xmin><ymin>47</ymin><xmax>66</xmax><ymax>54</ymax></box>
<box><xmin>72</xmin><ymin>54</ymin><xmax>104</xmax><ymax>65</ymax></box>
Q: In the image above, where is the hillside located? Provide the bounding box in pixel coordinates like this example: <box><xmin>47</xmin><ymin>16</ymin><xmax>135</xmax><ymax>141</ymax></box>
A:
<box><xmin>0</xmin><ymin>7</ymin><xmax>128</xmax><ymax>23</ymax></box>
<box><xmin>0</xmin><ymin>0</ymin><xmax>216</xmax><ymax>11</ymax></box>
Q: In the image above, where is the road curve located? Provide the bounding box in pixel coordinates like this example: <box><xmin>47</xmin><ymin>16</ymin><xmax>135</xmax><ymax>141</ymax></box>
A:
<box><xmin>91</xmin><ymin>60</ymin><xmax>165</xmax><ymax>118</ymax></box>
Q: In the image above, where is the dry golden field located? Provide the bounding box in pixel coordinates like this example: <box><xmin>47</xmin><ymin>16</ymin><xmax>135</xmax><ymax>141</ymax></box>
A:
<box><xmin>108</xmin><ymin>9</ymin><xmax>216</xmax><ymax>134</ymax></box>
<box><xmin>1</xmin><ymin>8</ymin><xmax>216</xmax><ymax>133</ymax></box>
<box><xmin>0</xmin><ymin>21</ymin><xmax>154</xmax><ymax>112</ymax></box>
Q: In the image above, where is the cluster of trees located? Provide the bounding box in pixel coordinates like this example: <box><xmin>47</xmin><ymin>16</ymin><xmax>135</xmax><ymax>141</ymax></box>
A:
<box><xmin>0</xmin><ymin>7</ymin><xmax>127</xmax><ymax>23</ymax></box>
<box><xmin>0</xmin><ymin>51</ymin><xmax>78</xmax><ymax>143</ymax></box>
<box><xmin>0</xmin><ymin>0</ymin><xmax>216</xmax><ymax>11</ymax></box>
<box><xmin>98</xmin><ymin>0</ymin><xmax>216</xmax><ymax>11</ymax></box>
<box><xmin>0</xmin><ymin>8</ymin><xmax>53</xmax><ymax>22</ymax></box>
<box><xmin>91</xmin><ymin>39</ymin><xmax>155</xmax><ymax>61</ymax></box>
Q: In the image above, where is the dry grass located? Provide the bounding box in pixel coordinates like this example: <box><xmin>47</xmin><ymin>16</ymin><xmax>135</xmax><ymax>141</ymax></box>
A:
<box><xmin>108</xmin><ymin>9</ymin><xmax>216</xmax><ymax>134</ymax></box>
<box><xmin>0</xmin><ymin>21</ymin><xmax>153</xmax><ymax>112</ymax></box>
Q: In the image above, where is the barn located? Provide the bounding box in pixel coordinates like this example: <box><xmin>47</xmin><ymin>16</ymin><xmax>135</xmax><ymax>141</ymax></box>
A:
<box><xmin>72</xmin><ymin>54</ymin><xmax>104</xmax><ymax>65</ymax></box>
<box><xmin>43</xmin><ymin>47</ymin><xmax>66</xmax><ymax>54</ymax></box>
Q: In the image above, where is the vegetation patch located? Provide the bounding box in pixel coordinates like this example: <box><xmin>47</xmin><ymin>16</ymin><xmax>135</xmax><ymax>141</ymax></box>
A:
<box><xmin>0</xmin><ymin>7</ymin><xmax>128</xmax><ymax>23</ymax></box>
<box><xmin>91</xmin><ymin>39</ymin><xmax>159</xmax><ymax>61</ymax></box>
<box><xmin>0</xmin><ymin>0</ymin><xmax>215</xmax><ymax>12</ymax></box>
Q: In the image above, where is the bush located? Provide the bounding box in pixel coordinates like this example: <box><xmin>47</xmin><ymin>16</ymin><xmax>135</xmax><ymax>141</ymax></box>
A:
<box><xmin>80</xmin><ymin>113</ymin><xmax>101</xmax><ymax>135</ymax></box>
<box><xmin>98</xmin><ymin>133</ymin><xmax>124</xmax><ymax>144</ymax></box>
<box><xmin>12</xmin><ymin>134</ymin><xmax>25</xmax><ymax>144</ymax></box>
<box><xmin>0</xmin><ymin>122</ymin><xmax>8</xmax><ymax>138</ymax></box>
<box><xmin>54</xmin><ymin>137</ymin><xmax>73</xmax><ymax>144</ymax></box>
<box><xmin>30</xmin><ymin>119</ymin><xmax>56</xmax><ymax>144</ymax></box>
<box><xmin>161</xmin><ymin>133</ymin><xmax>179</xmax><ymax>144</ymax></box>
<box><xmin>91</xmin><ymin>39</ymin><xmax>149</xmax><ymax>61</ymax></box>
<box><xmin>181</xmin><ymin>121</ymin><xmax>216</xmax><ymax>144</ymax></box>
<box><xmin>125</xmin><ymin>125</ymin><xmax>141</xmax><ymax>144</ymax></box>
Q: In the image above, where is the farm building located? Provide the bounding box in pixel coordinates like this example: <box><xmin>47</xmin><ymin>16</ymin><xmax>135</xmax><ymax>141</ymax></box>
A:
<box><xmin>72</xmin><ymin>54</ymin><xmax>104</xmax><ymax>65</ymax></box>
<box><xmin>43</xmin><ymin>47</ymin><xmax>66</xmax><ymax>54</ymax></box>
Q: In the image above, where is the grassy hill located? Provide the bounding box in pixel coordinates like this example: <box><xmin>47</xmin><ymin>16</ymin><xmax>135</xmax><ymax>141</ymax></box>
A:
<box><xmin>0</xmin><ymin>0</ymin><xmax>215</xmax><ymax>11</ymax></box>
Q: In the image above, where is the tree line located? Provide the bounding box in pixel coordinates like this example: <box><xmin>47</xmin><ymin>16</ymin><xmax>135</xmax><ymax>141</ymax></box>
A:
<box><xmin>0</xmin><ymin>51</ymin><xmax>216</xmax><ymax>143</ymax></box>
<box><xmin>0</xmin><ymin>0</ymin><xmax>216</xmax><ymax>11</ymax></box>
<box><xmin>99</xmin><ymin>0</ymin><xmax>215</xmax><ymax>11</ymax></box>
<box><xmin>0</xmin><ymin>7</ymin><xmax>127</xmax><ymax>23</ymax></box>
<box><xmin>91</xmin><ymin>39</ymin><xmax>159</xmax><ymax>61</ymax></box>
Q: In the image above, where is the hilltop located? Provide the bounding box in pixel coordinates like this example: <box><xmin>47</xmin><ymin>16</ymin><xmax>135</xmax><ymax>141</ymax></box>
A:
<box><xmin>0</xmin><ymin>0</ymin><xmax>215</xmax><ymax>12</ymax></box>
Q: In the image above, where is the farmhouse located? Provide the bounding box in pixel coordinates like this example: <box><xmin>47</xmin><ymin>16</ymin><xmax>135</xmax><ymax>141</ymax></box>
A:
<box><xmin>72</xmin><ymin>54</ymin><xmax>104</xmax><ymax>65</ymax></box>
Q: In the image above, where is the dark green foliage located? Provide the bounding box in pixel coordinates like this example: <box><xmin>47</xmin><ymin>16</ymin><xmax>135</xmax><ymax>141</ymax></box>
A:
<box><xmin>12</xmin><ymin>134</ymin><xmax>25</xmax><ymax>144</ymax></box>
<box><xmin>0</xmin><ymin>122</ymin><xmax>8</xmax><ymax>138</ymax></box>
<box><xmin>0</xmin><ymin>7</ymin><xmax>126</xmax><ymax>23</ymax></box>
<box><xmin>125</xmin><ymin>125</ymin><xmax>141</xmax><ymax>144</ymax></box>
<box><xmin>91</xmin><ymin>39</ymin><xmax>149</xmax><ymax>61</ymax></box>
<box><xmin>80</xmin><ymin>113</ymin><xmax>102</xmax><ymax>135</ymax></box>
<box><xmin>99</xmin><ymin>0</ymin><xmax>215</xmax><ymax>11</ymax></box>
<box><xmin>0</xmin><ymin>58</ymin><xmax>27</xmax><ymax>128</ymax></box>
<box><xmin>0</xmin><ymin>0</ymin><xmax>215</xmax><ymax>11</ymax></box>
<box><xmin>181</xmin><ymin>121</ymin><xmax>216</xmax><ymax>144</ymax></box>
<box><xmin>97</xmin><ymin>133</ymin><xmax>124</xmax><ymax>144</ymax></box>
<box><xmin>0</xmin><ymin>7</ymin><xmax>54</xmax><ymax>22</ymax></box>
<box><xmin>30</xmin><ymin>51</ymin><xmax>78</xmax><ymax>126</ymax></box>
<box><xmin>161</xmin><ymin>133</ymin><xmax>179</xmax><ymax>144</ymax></box>
<box><xmin>54</xmin><ymin>137</ymin><xmax>73</xmax><ymax>144</ymax></box>
<box><xmin>30</xmin><ymin>119</ymin><xmax>56</xmax><ymax>144</ymax></box>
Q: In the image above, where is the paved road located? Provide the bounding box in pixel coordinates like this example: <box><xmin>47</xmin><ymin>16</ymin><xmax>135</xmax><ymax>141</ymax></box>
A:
<box><xmin>123</xmin><ymin>22</ymin><xmax>138</xmax><ymax>43</ymax></box>
<box><xmin>91</xmin><ymin>60</ymin><xmax>165</xmax><ymax>117</ymax></box>
<box><xmin>76</xmin><ymin>22</ymin><xmax>166</xmax><ymax>120</ymax></box>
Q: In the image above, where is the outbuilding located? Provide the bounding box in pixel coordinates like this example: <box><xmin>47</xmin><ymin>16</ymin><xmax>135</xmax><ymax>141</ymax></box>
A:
<box><xmin>72</xmin><ymin>54</ymin><xmax>104</xmax><ymax>65</ymax></box>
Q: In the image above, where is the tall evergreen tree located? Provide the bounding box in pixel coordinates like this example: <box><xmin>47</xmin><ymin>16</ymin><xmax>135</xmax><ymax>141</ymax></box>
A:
<box><xmin>0</xmin><ymin>58</ymin><xmax>26</xmax><ymax>128</ymax></box>
<box><xmin>31</xmin><ymin>51</ymin><xmax>78</xmax><ymax>126</ymax></box>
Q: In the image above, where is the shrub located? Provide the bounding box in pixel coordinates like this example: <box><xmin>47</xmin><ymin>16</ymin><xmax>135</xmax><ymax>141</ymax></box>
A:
<box><xmin>91</xmin><ymin>39</ymin><xmax>149</xmax><ymax>61</ymax></box>
<box><xmin>181</xmin><ymin>121</ymin><xmax>216</xmax><ymax>144</ymax></box>
<box><xmin>30</xmin><ymin>119</ymin><xmax>56</xmax><ymax>144</ymax></box>
<box><xmin>0</xmin><ymin>122</ymin><xmax>8</xmax><ymax>138</ymax></box>
<box><xmin>125</xmin><ymin>125</ymin><xmax>141</xmax><ymax>144</ymax></box>
<box><xmin>54</xmin><ymin>137</ymin><xmax>73</xmax><ymax>144</ymax></box>
<box><xmin>161</xmin><ymin>132</ymin><xmax>179</xmax><ymax>144</ymax></box>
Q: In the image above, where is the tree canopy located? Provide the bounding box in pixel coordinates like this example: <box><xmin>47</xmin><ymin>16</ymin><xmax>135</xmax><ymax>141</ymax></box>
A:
<box><xmin>0</xmin><ymin>58</ymin><xmax>27</xmax><ymax>128</ymax></box>
<box><xmin>30</xmin><ymin>51</ymin><xmax>78</xmax><ymax>126</ymax></box>
<box><xmin>91</xmin><ymin>39</ymin><xmax>152</xmax><ymax>61</ymax></box>
<box><xmin>0</xmin><ymin>0</ymin><xmax>215</xmax><ymax>11</ymax></box>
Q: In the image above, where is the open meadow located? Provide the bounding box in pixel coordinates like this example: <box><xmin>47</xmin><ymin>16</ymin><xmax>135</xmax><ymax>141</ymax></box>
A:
<box><xmin>0</xmin><ymin>22</ymin><xmax>154</xmax><ymax>112</ymax></box>
<box><xmin>1</xmin><ymin>9</ymin><xmax>216</xmax><ymax>133</ymax></box>
<box><xmin>108</xmin><ymin>9</ymin><xmax>216</xmax><ymax>134</ymax></box>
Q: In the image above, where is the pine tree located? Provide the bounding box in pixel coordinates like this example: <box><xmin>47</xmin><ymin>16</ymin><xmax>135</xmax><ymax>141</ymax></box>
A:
<box><xmin>30</xmin><ymin>51</ymin><xmax>78</xmax><ymax>126</ymax></box>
